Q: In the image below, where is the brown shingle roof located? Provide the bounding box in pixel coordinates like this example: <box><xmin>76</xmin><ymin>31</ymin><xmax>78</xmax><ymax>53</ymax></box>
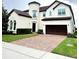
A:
<box><xmin>8</xmin><ymin>9</ymin><xmax>31</xmax><ymax>18</ymax></box>
<box><xmin>39</xmin><ymin>6</ymin><xmax>49</xmax><ymax>12</ymax></box>
<box><xmin>23</xmin><ymin>10</ymin><xmax>29</xmax><ymax>12</ymax></box>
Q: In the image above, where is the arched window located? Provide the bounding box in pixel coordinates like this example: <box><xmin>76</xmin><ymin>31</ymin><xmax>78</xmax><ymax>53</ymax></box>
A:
<box><xmin>10</xmin><ymin>20</ymin><xmax>13</xmax><ymax>30</ymax></box>
<box><xmin>14</xmin><ymin>20</ymin><xmax>16</xmax><ymax>30</ymax></box>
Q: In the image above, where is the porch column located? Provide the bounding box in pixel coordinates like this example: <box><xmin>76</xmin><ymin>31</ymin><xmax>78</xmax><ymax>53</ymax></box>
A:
<box><xmin>43</xmin><ymin>24</ymin><xmax>46</xmax><ymax>34</ymax></box>
<box><xmin>36</xmin><ymin>23</ymin><xmax>38</xmax><ymax>32</ymax></box>
<box><xmin>67</xmin><ymin>24</ymin><xmax>73</xmax><ymax>34</ymax></box>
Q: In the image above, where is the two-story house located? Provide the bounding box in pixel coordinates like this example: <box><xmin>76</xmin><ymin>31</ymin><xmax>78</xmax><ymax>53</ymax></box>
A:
<box><xmin>8</xmin><ymin>0</ymin><xmax>75</xmax><ymax>35</ymax></box>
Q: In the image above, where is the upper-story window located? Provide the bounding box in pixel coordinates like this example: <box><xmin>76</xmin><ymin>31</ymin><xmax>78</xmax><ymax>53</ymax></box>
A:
<box><xmin>49</xmin><ymin>11</ymin><xmax>52</xmax><ymax>16</ymax></box>
<box><xmin>58</xmin><ymin>9</ymin><xmax>66</xmax><ymax>15</ymax></box>
<box><xmin>32</xmin><ymin>10</ymin><xmax>37</xmax><ymax>18</ymax></box>
<box><xmin>43</xmin><ymin>12</ymin><xmax>46</xmax><ymax>17</ymax></box>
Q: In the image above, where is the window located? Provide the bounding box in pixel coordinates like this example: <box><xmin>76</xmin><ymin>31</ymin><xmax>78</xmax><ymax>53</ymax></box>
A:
<box><xmin>43</xmin><ymin>12</ymin><xmax>46</xmax><ymax>17</ymax></box>
<box><xmin>32</xmin><ymin>10</ymin><xmax>37</xmax><ymax>17</ymax></box>
<box><xmin>49</xmin><ymin>11</ymin><xmax>52</xmax><ymax>16</ymax></box>
<box><xmin>14</xmin><ymin>20</ymin><xmax>16</xmax><ymax>30</ymax></box>
<box><xmin>10</xmin><ymin>20</ymin><xmax>13</xmax><ymax>30</ymax></box>
<box><xmin>58</xmin><ymin>9</ymin><xmax>66</xmax><ymax>15</ymax></box>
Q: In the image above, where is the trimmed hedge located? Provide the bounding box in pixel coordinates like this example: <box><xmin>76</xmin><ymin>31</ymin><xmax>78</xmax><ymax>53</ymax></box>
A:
<box><xmin>37</xmin><ymin>29</ymin><xmax>43</xmax><ymax>34</ymax></box>
<box><xmin>17</xmin><ymin>29</ymin><xmax>32</xmax><ymax>34</ymax></box>
<box><xmin>67</xmin><ymin>32</ymin><xmax>77</xmax><ymax>38</ymax></box>
<box><xmin>2</xmin><ymin>31</ymin><xmax>13</xmax><ymax>34</ymax></box>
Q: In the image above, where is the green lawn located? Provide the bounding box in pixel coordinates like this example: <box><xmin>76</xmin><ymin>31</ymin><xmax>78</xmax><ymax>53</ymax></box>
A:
<box><xmin>2</xmin><ymin>33</ymin><xmax>37</xmax><ymax>42</ymax></box>
<box><xmin>52</xmin><ymin>37</ymin><xmax>77</xmax><ymax>58</ymax></box>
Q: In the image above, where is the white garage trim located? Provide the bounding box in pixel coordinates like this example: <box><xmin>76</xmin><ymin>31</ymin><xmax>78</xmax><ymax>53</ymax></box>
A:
<box><xmin>43</xmin><ymin>20</ymin><xmax>73</xmax><ymax>34</ymax></box>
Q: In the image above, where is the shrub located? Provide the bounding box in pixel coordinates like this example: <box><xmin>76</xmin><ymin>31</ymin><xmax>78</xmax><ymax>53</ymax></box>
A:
<box><xmin>67</xmin><ymin>32</ymin><xmax>77</xmax><ymax>38</ymax></box>
<box><xmin>74</xmin><ymin>31</ymin><xmax>77</xmax><ymax>35</ymax></box>
<box><xmin>37</xmin><ymin>29</ymin><xmax>43</xmax><ymax>34</ymax></box>
<box><xmin>2</xmin><ymin>31</ymin><xmax>13</xmax><ymax>34</ymax></box>
<box><xmin>74</xmin><ymin>31</ymin><xmax>77</xmax><ymax>38</ymax></box>
<box><xmin>17</xmin><ymin>29</ymin><xmax>32</xmax><ymax>34</ymax></box>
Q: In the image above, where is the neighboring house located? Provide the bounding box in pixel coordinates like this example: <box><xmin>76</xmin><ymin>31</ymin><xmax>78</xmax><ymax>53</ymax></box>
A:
<box><xmin>7</xmin><ymin>0</ymin><xmax>75</xmax><ymax>35</ymax></box>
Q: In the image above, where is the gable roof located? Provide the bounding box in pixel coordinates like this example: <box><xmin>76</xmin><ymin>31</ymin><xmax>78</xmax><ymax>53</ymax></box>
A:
<box><xmin>53</xmin><ymin>1</ymin><xmax>71</xmax><ymax>10</ymax></box>
<box><xmin>41</xmin><ymin>1</ymin><xmax>72</xmax><ymax>11</ymax></box>
<box><xmin>8</xmin><ymin>9</ymin><xmax>32</xmax><ymax>18</ymax></box>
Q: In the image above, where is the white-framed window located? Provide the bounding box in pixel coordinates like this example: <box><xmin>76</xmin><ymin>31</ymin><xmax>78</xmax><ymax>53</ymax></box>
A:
<box><xmin>58</xmin><ymin>9</ymin><xmax>66</xmax><ymax>15</ymax></box>
<box><xmin>14</xmin><ymin>20</ymin><xmax>16</xmax><ymax>30</ymax></box>
<box><xmin>32</xmin><ymin>10</ymin><xmax>37</xmax><ymax>17</ymax></box>
<box><xmin>43</xmin><ymin>12</ymin><xmax>46</xmax><ymax>17</ymax></box>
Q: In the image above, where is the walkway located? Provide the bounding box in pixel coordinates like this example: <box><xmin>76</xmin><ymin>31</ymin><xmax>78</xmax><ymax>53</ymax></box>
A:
<box><xmin>12</xmin><ymin>34</ymin><xmax>66</xmax><ymax>52</ymax></box>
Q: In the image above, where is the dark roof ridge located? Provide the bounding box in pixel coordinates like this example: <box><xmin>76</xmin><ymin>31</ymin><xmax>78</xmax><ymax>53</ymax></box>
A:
<box><xmin>28</xmin><ymin>1</ymin><xmax>40</xmax><ymax>5</ymax></box>
<box><xmin>42</xmin><ymin>17</ymin><xmax>72</xmax><ymax>21</ymax></box>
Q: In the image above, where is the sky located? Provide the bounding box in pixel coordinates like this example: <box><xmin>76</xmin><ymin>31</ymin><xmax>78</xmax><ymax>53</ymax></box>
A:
<box><xmin>3</xmin><ymin>0</ymin><xmax>77</xmax><ymax>12</ymax></box>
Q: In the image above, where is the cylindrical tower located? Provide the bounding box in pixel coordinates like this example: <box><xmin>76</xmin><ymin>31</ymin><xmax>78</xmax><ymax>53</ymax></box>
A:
<box><xmin>28</xmin><ymin>1</ymin><xmax>40</xmax><ymax>18</ymax></box>
<box><xmin>28</xmin><ymin>1</ymin><xmax>40</xmax><ymax>32</ymax></box>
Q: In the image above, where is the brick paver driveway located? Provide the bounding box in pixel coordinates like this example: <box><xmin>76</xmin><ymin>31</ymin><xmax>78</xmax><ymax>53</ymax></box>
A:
<box><xmin>11</xmin><ymin>34</ymin><xmax>66</xmax><ymax>52</ymax></box>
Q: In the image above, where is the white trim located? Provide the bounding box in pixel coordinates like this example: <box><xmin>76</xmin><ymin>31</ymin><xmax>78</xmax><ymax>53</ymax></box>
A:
<box><xmin>32</xmin><ymin>21</ymin><xmax>38</xmax><ymax>32</ymax></box>
<box><xmin>43</xmin><ymin>24</ymin><xmax>46</xmax><ymax>34</ymax></box>
<box><xmin>42</xmin><ymin>20</ymin><xmax>73</xmax><ymax>34</ymax></box>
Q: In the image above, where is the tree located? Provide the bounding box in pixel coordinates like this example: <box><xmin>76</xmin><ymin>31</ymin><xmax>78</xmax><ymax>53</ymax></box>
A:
<box><xmin>2</xmin><ymin>7</ymin><xmax>8</xmax><ymax>34</ymax></box>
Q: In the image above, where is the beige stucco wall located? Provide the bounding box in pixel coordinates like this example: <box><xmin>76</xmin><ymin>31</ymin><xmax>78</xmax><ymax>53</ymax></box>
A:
<box><xmin>8</xmin><ymin>11</ymin><xmax>32</xmax><ymax>33</ymax></box>
<box><xmin>38</xmin><ymin>12</ymin><xmax>45</xmax><ymax>30</ymax></box>
<box><xmin>29</xmin><ymin>3</ymin><xmax>40</xmax><ymax>18</ymax></box>
<box><xmin>46</xmin><ymin>4</ymin><xmax>72</xmax><ymax>17</ymax></box>
<box><xmin>16</xmin><ymin>16</ymin><xmax>32</xmax><ymax>29</ymax></box>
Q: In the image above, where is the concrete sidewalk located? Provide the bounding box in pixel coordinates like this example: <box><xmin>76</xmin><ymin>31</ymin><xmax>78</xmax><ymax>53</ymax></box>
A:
<box><xmin>3</xmin><ymin>42</ymin><xmax>74</xmax><ymax>59</ymax></box>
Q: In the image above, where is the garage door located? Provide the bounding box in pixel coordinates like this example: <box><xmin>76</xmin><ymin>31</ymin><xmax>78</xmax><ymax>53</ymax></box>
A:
<box><xmin>46</xmin><ymin>25</ymin><xmax>67</xmax><ymax>35</ymax></box>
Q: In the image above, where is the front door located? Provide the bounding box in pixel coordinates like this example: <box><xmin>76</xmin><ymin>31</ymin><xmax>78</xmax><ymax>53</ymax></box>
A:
<box><xmin>32</xmin><ymin>23</ymin><xmax>36</xmax><ymax>32</ymax></box>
